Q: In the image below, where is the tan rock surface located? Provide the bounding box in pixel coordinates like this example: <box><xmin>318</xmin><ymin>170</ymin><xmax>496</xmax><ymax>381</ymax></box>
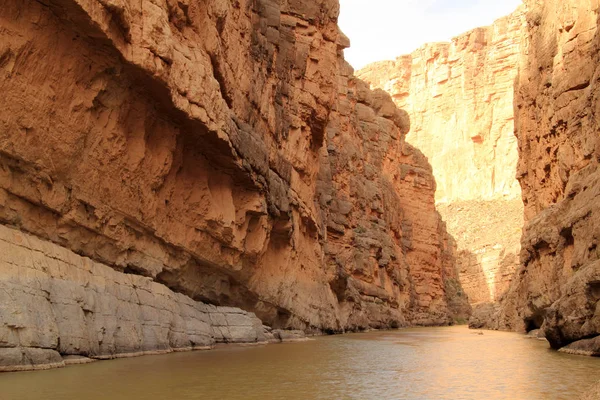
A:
<box><xmin>0</xmin><ymin>224</ymin><xmax>268</xmax><ymax>372</ymax></box>
<box><xmin>357</xmin><ymin>9</ymin><xmax>527</xmax><ymax>307</ymax></box>
<box><xmin>357</xmin><ymin>8</ymin><xmax>526</xmax><ymax>203</ymax></box>
<box><xmin>488</xmin><ymin>0</ymin><xmax>600</xmax><ymax>352</ymax></box>
<box><xmin>438</xmin><ymin>200</ymin><xmax>523</xmax><ymax>304</ymax></box>
<box><xmin>0</xmin><ymin>0</ymin><xmax>467</xmax><ymax>357</ymax></box>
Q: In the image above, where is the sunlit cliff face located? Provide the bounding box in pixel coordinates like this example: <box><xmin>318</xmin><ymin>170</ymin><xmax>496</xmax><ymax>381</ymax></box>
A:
<box><xmin>357</xmin><ymin>7</ymin><xmax>527</xmax><ymax>307</ymax></box>
<box><xmin>0</xmin><ymin>0</ymin><xmax>471</xmax><ymax>371</ymax></box>
<box><xmin>338</xmin><ymin>0</ymin><xmax>523</xmax><ymax>69</ymax></box>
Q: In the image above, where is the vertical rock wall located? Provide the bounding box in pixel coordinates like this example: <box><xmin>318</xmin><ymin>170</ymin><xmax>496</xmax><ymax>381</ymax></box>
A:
<box><xmin>493</xmin><ymin>0</ymin><xmax>600</xmax><ymax>353</ymax></box>
<box><xmin>357</xmin><ymin>8</ymin><xmax>527</xmax><ymax>307</ymax></box>
<box><xmin>0</xmin><ymin>0</ymin><xmax>468</xmax><ymax>369</ymax></box>
<box><xmin>319</xmin><ymin>60</ymin><xmax>470</xmax><ymax>328</ymax></box>
<box><xmin>357</xmin><ymin>8</ymin><xmax>526</xmax><ymax>203</ymax></box>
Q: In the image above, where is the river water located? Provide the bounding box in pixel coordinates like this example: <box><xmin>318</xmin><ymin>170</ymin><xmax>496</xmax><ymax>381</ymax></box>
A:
<box><xmin>1</xmin><ymin>326</ymin><xmax>599</xmax><ymax>400</ymax></box>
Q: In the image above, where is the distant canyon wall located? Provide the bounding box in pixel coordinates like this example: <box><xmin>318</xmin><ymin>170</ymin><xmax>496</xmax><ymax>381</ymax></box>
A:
<box><xmin>358</xmin><ymin>8</ymin><xmax>527</xmax><ymax>306</ymax></box>
<box><xmin>491</xmin><ymin>0</ymin><xmax>600</xmax><ymax>354</ymax></box>
<box><xmin>357</xmin><ymin>8</ymin><xmax>526</xmax><ymax>204</ymax></box>
<box><xmin>0</xmin><ymin>0</ymin><xmax>468</xmax><ymax>370</ymax></box>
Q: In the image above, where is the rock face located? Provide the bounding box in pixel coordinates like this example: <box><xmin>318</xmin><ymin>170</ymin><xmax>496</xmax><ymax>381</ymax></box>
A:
<box><xmin>357</xmin><ymin>9</ymin><xmax>527</xmax><ymax>307</ymax></box>
<box><xmin>320</xmin><ymin>66</ymin><xmax>470</xmax><ymax>327</ymax></box>
<box><xmin>357</xmin><ymin>8</ymin><xmax>526</xmax><ymax>204</ymax></box>
<box><xmin>482</xmin><ymin>0</ymin><xmax>600</xmax><ymax>354</ymax></box>
<box><xmin>438</xmin><ymin>200</ymin><xmax>522</xmax><ymax>304</ymax></box>
<box><xmin>0</xmin><ymin>0</ymin><xmax>467</xmax><ymax>368</ymax></box>
<box><xmin>0</xmin><ymin>224</ymin><xmax>269</xmax><ymax>372</ymax></box>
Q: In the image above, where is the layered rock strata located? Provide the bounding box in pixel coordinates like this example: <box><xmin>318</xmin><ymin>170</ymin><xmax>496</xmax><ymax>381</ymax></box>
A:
<box><xmin>357</xmin><ymin>9</ymin><xmax>527</xmax><ymax>307</ymax></box>
<box><xmin>484</xmin><ymin>0</ymin><xmax>600</xmax><ymax>354</ymax></box>
<box><xmin>320</xmin><ymin>66</ymin><xmax>470</xmax><ymax>327</ymax></box>
<box><xmin>438</xmin><ymin>200</ymin><xmax>522</xmax><ymax>304</ymax></box>
<box><xmin>0</xmin><ymin>224</ymin><xmax>269</xmax><ymax>372</ymax></box>
<box><xmin>0</xmin><ymin>0</ymin><xmax>467</xmax><ymax>369</ymax></box>
<box><xmin>357</xmin><ymin>8</ymin><xmax>526</xmax><ymax>203</ymax></box>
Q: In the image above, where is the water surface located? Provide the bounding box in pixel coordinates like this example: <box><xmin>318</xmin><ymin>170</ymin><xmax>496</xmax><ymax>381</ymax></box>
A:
<box><xmin>1</xmin><ymin>326</ymin><xmax>599</xmax><ymax>399</ymax></box>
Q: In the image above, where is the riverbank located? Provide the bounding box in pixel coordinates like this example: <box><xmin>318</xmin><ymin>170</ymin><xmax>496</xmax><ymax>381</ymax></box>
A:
<box><xmin>2</xmin><ymin>326</ymin><xmax>599</xmax><ymax>400</ymax></box>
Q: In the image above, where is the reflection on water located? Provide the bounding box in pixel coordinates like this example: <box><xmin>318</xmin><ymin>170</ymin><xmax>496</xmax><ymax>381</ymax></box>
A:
<box><xmin>1</xmin><ymin>326</ymin><xmax>599</xmax><ymax>400</ymax></box>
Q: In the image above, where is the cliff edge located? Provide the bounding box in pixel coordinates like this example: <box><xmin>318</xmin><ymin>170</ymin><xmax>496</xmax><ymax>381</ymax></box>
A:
<box><xmin>0</xmin><ymin>0</ymin><xmax>468</xmax><ymax>370</ymax></box>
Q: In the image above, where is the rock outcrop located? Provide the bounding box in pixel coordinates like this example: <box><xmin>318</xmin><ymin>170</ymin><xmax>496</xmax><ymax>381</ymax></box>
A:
<box><xmin>486</xmin><ymin>0</ymin><xmax>600</xmax><ymax>354</ymax></box>
<box><xmin>357</xmin><ymin>9</ymin><xmax>527</xmax><ymax>308</ymax></box>
<box><xmin>0</xmin><ymin>224</ymin><xmax>269</xmax><ymax>372</ymax></box>
<box><xmin>357</xmin><ymin>8</ymin><xmax>526</xmax><ymax>204</ymax></box>
<box><xmin>438</xmin><ymin>200</ymin><xmax>522</xmax><ymax>304</ymax></box>
<box><xmin>320</xmin><ymin>66</ymin><xmax>470</xmax><ymax>327</ymax></box>
<box><xmin>0</xmin><ymin>0</ymin><xmax>467</xmax><ymax>369</ymax></box>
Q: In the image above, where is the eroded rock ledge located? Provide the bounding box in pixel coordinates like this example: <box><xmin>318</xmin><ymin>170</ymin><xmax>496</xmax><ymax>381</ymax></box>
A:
<box><xmin>0</xmin><ymin>224</ymin><xmax>274</xmax><ymax>372</ymax></box>
<box><xmin>473</xmin><ymin>0</ymin><xmax>600</xmax><ymax>355</ymax></box>
<box><xmin>0</xmin><ymin>0</ymin><xmax>469</xmax><ymax>370</ymax></box>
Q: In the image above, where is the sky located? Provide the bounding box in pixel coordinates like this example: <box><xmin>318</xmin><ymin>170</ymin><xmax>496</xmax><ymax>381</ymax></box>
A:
<box><xmin>338</xmin><ymin>0</ymin><xmax>523</xmax><ymax>69</ymax></box>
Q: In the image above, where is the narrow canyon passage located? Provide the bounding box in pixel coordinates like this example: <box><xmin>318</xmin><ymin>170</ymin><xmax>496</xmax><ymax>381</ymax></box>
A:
<box><xmin>0</xmin><ymin>0</ymin><xmax>468</xmax><ymax>371</ymax></box>
<box><xmin>359</xmin><ymin>0</ymin><xmax>600</xmax><ymax>362</ymax></box>
<box><xmin>0</xmin><ymin>0</ymin><xmax>599</xmax><ymax>398</ymax></box>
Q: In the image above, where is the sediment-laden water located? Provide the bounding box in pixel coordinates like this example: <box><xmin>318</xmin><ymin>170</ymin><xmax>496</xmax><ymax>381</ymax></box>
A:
<box><xmin>1</xmin><ymin>326</ymin><xmax>599</xmax><ymax>400</ymax></box>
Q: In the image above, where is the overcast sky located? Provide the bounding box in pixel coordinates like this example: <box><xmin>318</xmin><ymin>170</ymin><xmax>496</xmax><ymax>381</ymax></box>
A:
<box><xmin>338</xmin><ymin>0</ymin><xmax>523</xmax><ymax>69</ymax></box>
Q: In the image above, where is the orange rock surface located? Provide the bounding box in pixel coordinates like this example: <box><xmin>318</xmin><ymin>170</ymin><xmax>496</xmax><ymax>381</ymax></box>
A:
<box><xmin>0</xmin><ymin>0</ymin><xmax>468</xmax><ymax>369</ymax></box>
<box><xmin>358</xmin><ymin>8</ymin><xmax>527</xmax><ymax>307</ymax></box>
<box><xmin>491</xmin><ymin>0</ymin><xmax>600</xmax><ymax>353</ymax></box>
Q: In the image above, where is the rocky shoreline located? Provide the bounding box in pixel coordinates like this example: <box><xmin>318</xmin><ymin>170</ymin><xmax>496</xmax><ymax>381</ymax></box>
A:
<box><xmin>0</xmin><ymin>220</ymin><xmax>464</xmax><ymax>373</ymax></box>
<box><xmin>0</xmin><ymin>223</ymin><xmax>308</xmax><ymax>373</ymax></box>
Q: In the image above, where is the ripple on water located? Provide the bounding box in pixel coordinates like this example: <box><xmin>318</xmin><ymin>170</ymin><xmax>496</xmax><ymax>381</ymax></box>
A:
<box><xmin>0</xmin><ymin>326</ymin><xmax>598</xmax><ymax>400</ymax></box>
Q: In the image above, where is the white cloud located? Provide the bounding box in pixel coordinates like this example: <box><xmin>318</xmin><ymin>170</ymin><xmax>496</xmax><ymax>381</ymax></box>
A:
<box><xmin>339</xmin><ymin>0</ymin><xmax>523</xmax><ymax>69</ymax></box>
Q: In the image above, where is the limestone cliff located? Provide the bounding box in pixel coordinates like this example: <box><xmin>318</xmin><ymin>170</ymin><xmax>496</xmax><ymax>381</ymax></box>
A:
<box><xmin>489</xmin><ymin>0</ymin><xmax>600</xmax><ymax>354</ymax></box>
<box><xmin>357</xmin><ymin>8</ymin><xmax>526</xmax><ymax>204</ymax></box>
<box><xmin>0</xmin><ymin>224</ymin><xmax>271</xmax><ymax>372</ymax></box>
<box><xmin>357</xmin><ymin>9</ymin><xmax>527</xmax><ymax>307</ymax></box>
<box><xmin>0</xmin><ymin>0</ymin><xmax>467</xmax><ymax>369</ymax></box>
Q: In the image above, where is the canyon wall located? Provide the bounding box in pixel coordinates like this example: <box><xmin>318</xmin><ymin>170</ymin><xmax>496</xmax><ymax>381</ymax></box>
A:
<box><xmin>357</xmin><ymin>8</ymin><xmax>526</xmax><ymax>204</ymax></box>
<box><xmin>357</xmin><ymin>9</ymin><xmax>527</xmax><ymax>306</ymax></box>
<box><xmin>489</xmin><ymin>0</ymin><xmax>600</xmax><ymax>354</ymax></box>
<box><xmin>0</xmin><ymin>0</ymin><xmax>468</xmax><ymax>369</ymax></box>
<box><xmin>0</xmin><ymin>224</ymin><xmax>270</xmax><ymax>371</ymax></box>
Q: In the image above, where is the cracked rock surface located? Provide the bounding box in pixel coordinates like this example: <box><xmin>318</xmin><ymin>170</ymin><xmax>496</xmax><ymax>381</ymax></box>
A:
<box><xmin>0</xmin><ymin>0</ymin><xmax>469</xmax><ymax>369</ymax></box>
<box><xmin>0</xmin><ymin>224</ymin><xmax>268</xmax><ymax>372</ymax></box>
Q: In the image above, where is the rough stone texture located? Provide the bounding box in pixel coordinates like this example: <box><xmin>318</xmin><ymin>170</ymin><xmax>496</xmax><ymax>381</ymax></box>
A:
<box><xmin>319</xmin><ymin>63</ymin><xmax>470</xmax><ymax>328</ymax></box>
<box><xmin>490</xmin><ymin>0</ymin><xmax>600</xmax><ymax>352</ymax></box>
<box><xmin>438</xmin><ymin>200</ymin><xmax>523</xmax><ymax>304</ymax></box>
<box><xmin>357</xmin><ymin>9</ymin><xmax>527</xmax><ymax>308</ymax></box>
<box><xmin>468</xmin><ymin>302</ymin><xmax>500</xmax><ymax>330</ymax></box>
<box><xmin>357</xmin><ymin>8</ymin><xmax>526</xmax><ymax>204</ymax></box>
<box><xmin>0</xmin><ymin>0</ymin><xmax>466</xmax><ymax>340</ymax></box>
<box><xmin>0</xmin><ymin>224</ymin><xmax>267</xmax><ymax>372</ymax></box>
<box><xmin>559</xmin><ymin>335</ymin><xmax>600</xmax><ymax>357</ymax></box>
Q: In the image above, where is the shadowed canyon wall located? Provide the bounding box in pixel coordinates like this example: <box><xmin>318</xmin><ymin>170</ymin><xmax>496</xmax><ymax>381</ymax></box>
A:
<box><xmin>488</xmin><ymin>0</ymin><xmax>600</xmax><ymax>355</ymax></box>
<box><xmin>0</xmin><ymin>0</ymin><xmax>468</xmax><ymax>369</ymax></box>
<box><xmin>357</xmin><ymin>8</ymin><xmax>527</xmax><ymax>307</ymax></box>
